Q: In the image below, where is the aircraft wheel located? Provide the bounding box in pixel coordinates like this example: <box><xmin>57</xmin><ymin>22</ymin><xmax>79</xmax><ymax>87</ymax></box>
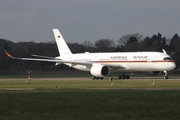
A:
<box><xmin>92</xmin><ymin>76</ymin><xmax>96</xmax><ymax>80</ymax></box>
<box><xmin>164</xmin><ymin>75</ymin><xmax>168</xmax><ymax>79</ymax></box>
<box><xmin>118</xmin><ymin>74</ymin><xmax>130</xmax><ymax>79</ymax></box>
<box><xmin>126</xmin><ymin>75</ymin><xmax>130</xmax><ymax>79</ymax></box>
<box><xmin>118</xmin><ymin>75</ymin><xmax>122</xmax><ymax>79</ymax></box>
<box><xmin>122</xmin><ymin>74</ymin><xmax>126</xmax><ymax>79</ymax></box>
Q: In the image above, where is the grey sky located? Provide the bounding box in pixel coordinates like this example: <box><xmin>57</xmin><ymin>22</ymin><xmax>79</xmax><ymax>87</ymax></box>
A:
<box><xmin>0</xmin><ymin>0</ymin><xmax>179</xmax><ymax>43</ymax></box>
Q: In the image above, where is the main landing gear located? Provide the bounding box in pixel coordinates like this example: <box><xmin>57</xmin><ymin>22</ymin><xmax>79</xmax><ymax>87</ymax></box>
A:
<box><xmin>92</xmin><ymin>74</ymin><xmax>130</xmax><ymax>80</ymax></box>
<box><xmin>92</xmin><ymin>76</ymin><xmax>104</xmax><ymax>80</ymax></box>
<box><xmin>118</xmin><ymin>74</ymin><xmax>130</xmax><ymax>79</ymax></box>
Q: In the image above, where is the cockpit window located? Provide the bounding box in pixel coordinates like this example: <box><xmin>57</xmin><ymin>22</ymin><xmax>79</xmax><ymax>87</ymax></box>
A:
<box><xmin>163</xmin><ymin>57</ymin><xmax>172</xmax><ymax>61</ymax></box>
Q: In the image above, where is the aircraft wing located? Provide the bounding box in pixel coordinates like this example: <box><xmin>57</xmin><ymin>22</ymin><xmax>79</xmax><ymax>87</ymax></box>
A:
<box><xmin>101</xmin><ymin>63</ymin><xmax>126</xmax><ymax>71</ymax></box>
<box><xmin>5</xmin><ymin>51</ymin><xmax>126</xmax><ymax>70</ymax></box>
<box><xmin>31</xmin><ymin>54</ymin><xmax>57</xmax><ymax>59</ymax></box>
<box><xmin>4</xmin><ymin>50</ymin><xmax>92</xmax><ymax>65</ymax></box>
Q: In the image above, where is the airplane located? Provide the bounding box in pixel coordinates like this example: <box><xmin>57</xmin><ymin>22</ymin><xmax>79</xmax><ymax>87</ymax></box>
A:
<box><xmin>4</xmin><ymin>29</ymin><xmax>176</xmax><ymax>79</ymax></box>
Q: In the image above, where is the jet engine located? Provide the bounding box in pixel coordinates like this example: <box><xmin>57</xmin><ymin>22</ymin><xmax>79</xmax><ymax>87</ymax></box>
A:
<box><xmin>90</xmin><ymin>65</ymin><xmax>109</xmax><ymax>77</ymax></box>
<box><xmin>146</xmin><ymin>71</ymin><xmax>161</xmax><ymax>76</ymax></box>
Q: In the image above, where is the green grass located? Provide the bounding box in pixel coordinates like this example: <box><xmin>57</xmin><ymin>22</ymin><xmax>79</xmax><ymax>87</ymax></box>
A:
<box><xmin>0</xmin><ymin>90</ymin><xmax>180</xmax><ymax>120</ymax></box>
<box><xmin>0</xmin><ymin>77</ymin><xmax>180</xmax><ymax>89</ymax></box>
<box><xmin>0</xmin><ymin>77</ymin><xmax>180</xmax><ymax>120</ymax></box>
<box><xmin>0</xmin><ymin>72</ymin><xmax>92</xmax><ymax>78</ymax></box>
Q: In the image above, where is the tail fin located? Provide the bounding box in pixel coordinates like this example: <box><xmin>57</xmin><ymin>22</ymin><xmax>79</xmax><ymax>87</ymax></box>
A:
<box><xmin>53</xmin><ymin>29</ymin><xmax>72</xmax><ymax>55</ymax></box>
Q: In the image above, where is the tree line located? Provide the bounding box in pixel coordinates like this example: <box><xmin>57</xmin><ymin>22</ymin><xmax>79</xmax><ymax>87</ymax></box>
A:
<box><xmin>1</xmin><ymin>32</ymin><xmax>180</xmax><ymax>74</ymax></box>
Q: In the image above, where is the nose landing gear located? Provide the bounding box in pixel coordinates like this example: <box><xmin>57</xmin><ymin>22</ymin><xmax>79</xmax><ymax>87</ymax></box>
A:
<box><xmin>163</xmin><ymin>71</ymin><xmax>168</xmax><ymax>79</ymax></box>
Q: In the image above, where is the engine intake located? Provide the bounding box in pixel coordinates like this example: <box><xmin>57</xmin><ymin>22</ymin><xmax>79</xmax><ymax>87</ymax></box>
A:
<box><xmin>90</xmin><ymin>65</ymin><xmax>109</xmax><ymax>77</ymax></box>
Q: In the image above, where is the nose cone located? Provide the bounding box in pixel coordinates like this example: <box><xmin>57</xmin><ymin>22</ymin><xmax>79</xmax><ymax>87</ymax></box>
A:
<box><xmin>169</xmin><ymin>61</ymin><xmax>176</xmax><ymax>70</ymax></box>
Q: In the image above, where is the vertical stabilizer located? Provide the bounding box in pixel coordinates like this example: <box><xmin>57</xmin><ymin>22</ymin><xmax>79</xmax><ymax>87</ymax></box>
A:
<box><xmin>53</xmin><ymin>29</ymin><xmax>72</xmax><ymax>55</ymax></box>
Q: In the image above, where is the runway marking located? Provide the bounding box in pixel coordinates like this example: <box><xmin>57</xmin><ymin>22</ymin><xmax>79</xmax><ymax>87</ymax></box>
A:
<box><xmin>3</xmin><ymin>88</ymin><xmax>35</xmax><ymax>91</ymax></box>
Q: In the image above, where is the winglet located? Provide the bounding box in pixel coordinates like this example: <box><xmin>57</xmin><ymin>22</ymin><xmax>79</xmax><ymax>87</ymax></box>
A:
<box><xmin>4</xmin><ymin>50</ymin><xmax>17</xmax><ymax>59</ymax></box>
<box><xmin>162</xmin><ymin>49</ymin><xmax>167</xmax><ymax>54</ymax></box>
<box><xmin>4</xmin><ymin>50</ymin><xmax>13</xmax><ymax>58</ymax></box>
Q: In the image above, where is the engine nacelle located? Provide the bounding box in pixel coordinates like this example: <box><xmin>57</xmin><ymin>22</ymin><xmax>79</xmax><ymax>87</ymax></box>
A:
<box><xmin>146</xmin><ymin>71</ymin><xmax>161</xmax><ymax>76</ymax></box>
<box><xmin>90</xmin><ymin>65</ymin><xmax>109</xmax><ymax>77</ymax></box>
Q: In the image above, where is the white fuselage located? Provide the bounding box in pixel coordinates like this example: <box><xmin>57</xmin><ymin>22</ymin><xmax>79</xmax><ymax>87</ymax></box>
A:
<box><xmin>56</xmin><ymin>51</ymin><xmax>176</xmax><ymax>72</ymax></box>
<box><xmin>5</xmin><ymin>29</ymin><xmax>176</xmax><ymax>79</ymax></box>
